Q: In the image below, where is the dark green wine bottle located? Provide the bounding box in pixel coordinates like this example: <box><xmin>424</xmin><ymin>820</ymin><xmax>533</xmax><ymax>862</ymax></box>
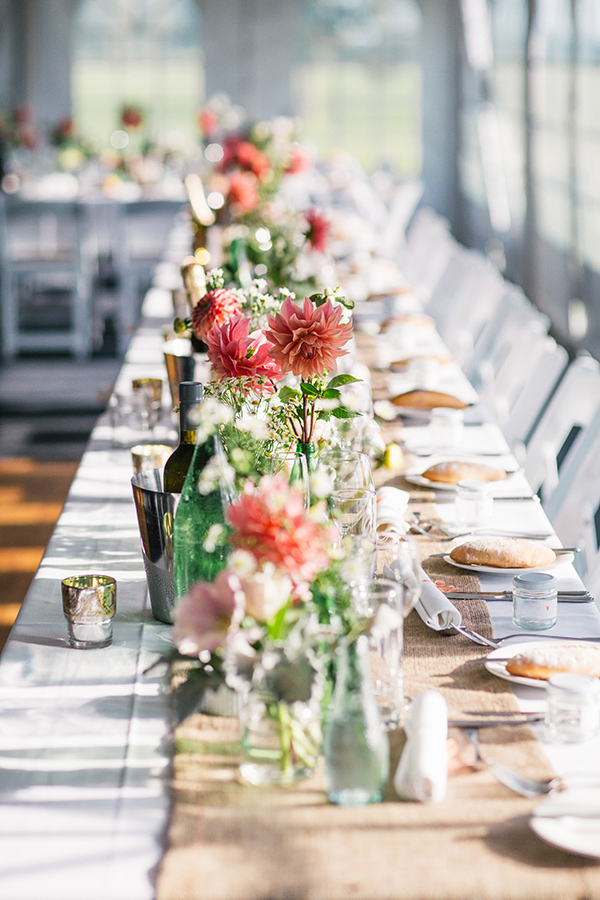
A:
<box><xmin>173</xmin><ymin>431</ymin><xmax>235</xmax><ymax>600</ymax></box>
<box><xmin>163</xmin><ymin>381</ymin><xmax>203</xmax><ymax>493</ymax></box>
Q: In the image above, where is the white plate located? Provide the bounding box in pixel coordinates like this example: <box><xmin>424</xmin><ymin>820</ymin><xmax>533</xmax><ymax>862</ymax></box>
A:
<box><xmin>531</xmin><ymin>788</ymin><xmax>600</xmax><ymax>858</ymax></box>
<box><xmin>405</xmin><ymin>470</ymin><xmax>520</xmax><ymax>491</ymax></box>
<box><xmin>443</xmin><ymin>552</ymin><xmax>573</xmax><ymax>575</ymax></box>
<box><xmin>484</xmin><ymin>640</ymin><xmax>600</xmax><ymax>689</ymax></box>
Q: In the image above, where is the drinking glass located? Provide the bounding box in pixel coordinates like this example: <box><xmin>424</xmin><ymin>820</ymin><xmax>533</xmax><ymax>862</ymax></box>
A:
<box><xmin>336</xmin><ymin>381</ymin><xmax>374</xmax><ymax>450</ymax></box>
<box><xmin>318</xmin><ymin>449</ymin><xmax>375</xmax><ymax>491</ymax></box>
<box><xmin>366</xmin><ymin>576</ymin><xmax>404</xmax><ymax>730</ymax></box>
<box><xmin>264</xmin><ymin>449</ymin><xmax>310</xmax><ymax>507</ymax></box>
<box><xmin>328</xmin><ymin>488</ymin><xmax>376</xmax><ymax>547</ymax></box>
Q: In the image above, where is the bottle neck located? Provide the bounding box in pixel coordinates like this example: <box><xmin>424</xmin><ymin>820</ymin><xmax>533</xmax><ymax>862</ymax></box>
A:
<box><xmin>179</xmin><ymin>402</ymin><xmax>199</xmax><ymax>443</ymax></box>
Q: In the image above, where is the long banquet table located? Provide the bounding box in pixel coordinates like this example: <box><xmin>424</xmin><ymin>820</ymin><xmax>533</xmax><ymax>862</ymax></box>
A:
<box><xmin>2</xmin><ymin>271</ymin><xmax>600</xmax><ymax>899</ymax></box>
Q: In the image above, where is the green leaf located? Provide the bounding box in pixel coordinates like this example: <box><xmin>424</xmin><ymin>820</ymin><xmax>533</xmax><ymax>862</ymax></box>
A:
<box><xmin>278</xmin><ymin>385</ymin><xmax>301</xmax><ymax>402</ymax></box>
<box><xmin>300</xmin><ymin>382</ymin><xmax>320</xmax><ymax>397</ymax></box>
<box><xmin>327</xmin><ymin>374</ymin><xmax>361</xmax><ymax>389</ymax></box>
<box><xmin>308</xmin><ymin>291</ymin><xmax>327</xmax><ymax>308</ymax></box>
<box><xmin>331</xmin><ymin>407</ymin><xmax>362</xmax><ymax>419</ymax></box>
<box><xmin>321</xmin><ymin>388</ymin><xmax>341</xmax><ymax>400</ymax></box>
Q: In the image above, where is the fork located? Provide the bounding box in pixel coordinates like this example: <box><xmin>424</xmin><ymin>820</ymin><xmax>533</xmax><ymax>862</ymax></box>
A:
<box><xmin>462</xmin><ymin>727</ymin><xmax>562</xmax><ymax>797</ymax></box>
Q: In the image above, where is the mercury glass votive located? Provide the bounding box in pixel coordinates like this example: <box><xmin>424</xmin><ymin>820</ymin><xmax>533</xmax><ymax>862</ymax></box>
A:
<box><xmin>61</xmin><ymin>575</ymin><xmax>117</xmax><ymax>649</ymax></box>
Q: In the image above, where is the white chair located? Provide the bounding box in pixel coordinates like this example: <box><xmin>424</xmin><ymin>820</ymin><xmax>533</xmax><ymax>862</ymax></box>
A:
<box><xmin>0</xmin><ymin>195</ymin><xmax>96</xmax><ymax>360</ymax></box>
<box><xmin>522</xmin><ymin>355</ymin><xmax>600</xmax><ymax>507</ymax></box>
<box><xmin>425</xmin><ymin>245</ymin><xmax>506</xmax><ymax>366</ymax></box>
<box><xmin>501</xmin><ymin>336</ymin><xmax>568</xmax><ymax>453</ymax></box>
<box><xmin>378</xmin><ymin>178</ymin><xmax>424</xmax><ymax>259</ymax></box>
<box><xmin>543</xmin><ymin>409</ymin><xmax>600</xmax><ymax>590</ymax></box>
<box><xmin>397</xmin><ymin>206</ymin><xmax>455</xmax><ymax>301</ymax></box>
<box><xmin>463</xmin><ymin>286</ymin><xmax>550</xmax><ymax>423</ymax></box>
<box><xmin>110</xmin><ymin>199</ymin><xmax>185</xmax><ymax>354</ymax></box>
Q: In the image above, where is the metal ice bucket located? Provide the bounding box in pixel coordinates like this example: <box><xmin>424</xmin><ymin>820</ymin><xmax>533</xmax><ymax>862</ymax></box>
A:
<box><xmin>131</xmin><ymin>468</ymin><xmax>180</xmax><ymax>624</ymax></box>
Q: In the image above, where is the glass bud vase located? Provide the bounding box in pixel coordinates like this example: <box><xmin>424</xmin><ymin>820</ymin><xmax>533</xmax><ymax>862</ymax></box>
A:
<box><xmin>296</xmin><ymin>440</ymin><xmax>317</xmax><ymax>475</ymax></box>
<box><xmin>239</xmin><ymin>669</ymin><xmax>323</xmax><ymax>787</ymax></box>
<box><xmin>324</xmin><ymin>635</ymin><xmax>389</xmax><ymax>806</ymax></box>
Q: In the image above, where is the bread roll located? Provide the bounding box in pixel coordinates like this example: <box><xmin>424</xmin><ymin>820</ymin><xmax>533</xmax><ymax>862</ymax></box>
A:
<box><xmin>506</xmin><ymin>643</ymin><xmax>600</xmax><ymax>681</ymax></box>
<box><xmin>422</xmin><ymin>460</ymin><xmax>506</xmax><ymax>484</ymax></box>
<box><xmin>449</xmin><ymin>537</ymin><xmax>556</xmax><ymax>568</ymax></box>
<box><xmin>390</xmin><ymin>390</ymin><xmax>469</xmax><ymax>410</ymax></box>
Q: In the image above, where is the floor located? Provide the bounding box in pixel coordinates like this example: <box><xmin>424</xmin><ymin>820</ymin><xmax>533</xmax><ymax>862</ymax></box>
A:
<box><xmin>0</xmin><ymin>353</ymin><xmax>123</xmax><ymax>651</ymax></box>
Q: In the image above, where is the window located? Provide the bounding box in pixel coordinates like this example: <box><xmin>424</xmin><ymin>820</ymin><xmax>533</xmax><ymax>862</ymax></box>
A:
<box><xmin>72</xmin><ymin>0</ymin><xmax>203</xmax><ymax>153</ymax></box>
<box><xmin>293</xmin><ymin>0</ymin><xmax>422</xmax><ymax>175</ymax></box>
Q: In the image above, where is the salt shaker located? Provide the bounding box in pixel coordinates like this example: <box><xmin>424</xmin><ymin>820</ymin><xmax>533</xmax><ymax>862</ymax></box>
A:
<box><xmin>545</xmin><ymin>673</ymin><xmax>600</xmax><ymax>743</ymax></box>
<box><xmin>512</xmin><ymin>571</ymin><xmax>558</xmax><ymax>630</ymax></box>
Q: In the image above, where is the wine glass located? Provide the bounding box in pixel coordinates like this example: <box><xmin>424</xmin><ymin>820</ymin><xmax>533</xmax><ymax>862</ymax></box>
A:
<box><xmin>318</xmin><ymin>449</ymin><xmax>375</xmax><ymax>491</ymax></box>
<box><xmin>336</xmin><ymin>381</ymin><xmax>374</xmax><ymax>450</ymax></box>
<box><xmin>328</xmin><ymin>487</ymin><xmax>376</xmax><ymax>550</ymax></box>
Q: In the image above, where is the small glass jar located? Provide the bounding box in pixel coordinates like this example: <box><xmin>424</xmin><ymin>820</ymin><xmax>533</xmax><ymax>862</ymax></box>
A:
<box><xmin>455</xmin><ymin>479</ymin><xmax>494</xmax><ymax>530</ymax></box>
<box><xmin>512</xmin><ymin>571</ymin><xmax>558</xmax><ymax>630</ymax></box>
<box><xmin>545</xmin><ymin>673</ymin><xmax>600</xmax><ymax>743</ymax></box>
<box><xmin>429</xmin><ymin>407</ymin><xmax>465</xmax><ymax>448</ymax></box>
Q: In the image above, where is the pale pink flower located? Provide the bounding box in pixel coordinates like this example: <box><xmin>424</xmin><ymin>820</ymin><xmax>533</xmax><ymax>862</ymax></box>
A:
<box><xmin>227</xmin><ymin>474</ymin><xmax>334</xmax><ymax>583</ymax></box>
<box><xmin>265</xmin><ymin>296</ymin><xmax>353</xmax><ymax>380</ymax></box>
<box><xmin>206</xmin><ymin>315</ymin><xmax>282</xmax><ymax>394</ymax></box>
<box><xmin>173</xmin><ymin>570</ymin><xmax>239</xmax><ymax>656</ymax></box>
<box><xmin>237</xmin><ymin>564</ymin><xmax>293</xmax><ymax>622</ymax></box>
<box><xmin>191</xmin><ymin>288</ymin><xmax>242</xmax><ymax>341</ymax></box>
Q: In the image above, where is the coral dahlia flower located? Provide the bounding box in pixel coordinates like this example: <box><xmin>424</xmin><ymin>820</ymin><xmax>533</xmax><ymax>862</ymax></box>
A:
<box><xmin>227</xmin><ymin>475</ymin><xmax>333</xmax><ymax>584</ymax></box>
<box><xmin>265</xmin><ymin>296</ymin><xmax>353</xmax><ymax>380</ymax></box>
<box><xmin>206</xmin><ymin>315</ymin><xmax>282</xmax><ymax>394</ymax></box>
<box><xmin>227</xmin><ymin>170</ymin><xmax>259</xmax><ymax>213</ymax></box>
<box><xmin>191</xmin><ymin>288</ymin><xmax>242</xmax><ymax>341</ymax></box>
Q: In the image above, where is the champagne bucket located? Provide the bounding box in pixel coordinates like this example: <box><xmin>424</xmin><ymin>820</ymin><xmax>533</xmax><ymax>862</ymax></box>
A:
<box><xmin>131</xmin><ymin>468</ymin><xmax>180</xmax><ymax>624</ymax></box>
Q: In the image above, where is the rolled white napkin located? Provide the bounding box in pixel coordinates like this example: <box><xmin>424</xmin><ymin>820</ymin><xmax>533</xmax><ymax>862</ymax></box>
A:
<box><xmin>376</xmin><ymin>486</ymin><xmax>410</xmax><ymax>539</ymax></box>
<box><xmin>394</xmin><ymin>690</ymin><xmax>448</xmax><ymax>802</ymax></box>
<box><xmin>415</xmin><ymin>566</ymin><xmax>461</xmax><ymax>631</ymax></box>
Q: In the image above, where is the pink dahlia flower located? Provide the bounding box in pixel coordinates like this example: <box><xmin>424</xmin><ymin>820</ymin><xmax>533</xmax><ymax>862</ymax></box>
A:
<box><xmin>227</xmin><ymin>475</ymin><xmax>333</xmax><ymax>584</ymax></box>
<box><xmin>172</xmin><ymin>570</ymin><xmax>239</xmax><ymax>656</ymax></box>
<box><xmin>191</xmin><ymin>288</ymin><xmax>242</xmax><ymax>341</ymax></box>
<box><xmin>206</xmin><ymin>315</ymin><xmax>282</xmax><ymax>393</ymax></box>
<box><xmin>305</xmin><ymin>208</ymin><xmax>330</xmax><ymax>254</ymax></box>
<box><xmin>265</xmin><ymin>295</ymin><xmax>353</xmax><ymax>380</ymax></box>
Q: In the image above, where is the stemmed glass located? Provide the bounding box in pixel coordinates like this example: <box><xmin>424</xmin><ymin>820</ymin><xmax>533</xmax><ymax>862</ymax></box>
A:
<box><xmin>318</xmin><ymin>449</ymin><xmax>375</xmax><ymax>491</ymax></box>
<box><xmin>336</xmin><ymin>381</ymin><xmax>374</xmax><ymax>450</ymax></box>
<box><xmin>328</xmin><ymin>487</ymin><xmax>376</xmax><ymax>550</ymax></box>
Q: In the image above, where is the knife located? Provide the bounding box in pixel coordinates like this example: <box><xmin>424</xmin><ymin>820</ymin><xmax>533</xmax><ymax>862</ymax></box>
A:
<box><xmin>449</xmin><ymin>716</ymin><xmax>544</xmax><ymax>728</ymax></box>
<box><xmin>440</xmin><ymin>590</ymin><xmax>593</xmax><ymax>601</ymax></box>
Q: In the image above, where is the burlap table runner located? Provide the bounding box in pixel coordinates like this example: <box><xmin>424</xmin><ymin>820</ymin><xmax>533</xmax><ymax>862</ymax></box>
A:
<box><xmin>156</xmin><ymin>515</ymin><xmax>600</xmax><ymax>900</ymax></box>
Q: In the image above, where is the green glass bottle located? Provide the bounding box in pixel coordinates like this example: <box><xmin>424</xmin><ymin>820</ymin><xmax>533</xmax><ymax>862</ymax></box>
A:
<box><xmin>173</xmin><ymin>429</ymin><xmax>235</xmax><ymax>600</ymax></box>
<box><xmin>163</xmin><ymin>381</ymin><xmax>203</xmax><ymax>493</ymax></box>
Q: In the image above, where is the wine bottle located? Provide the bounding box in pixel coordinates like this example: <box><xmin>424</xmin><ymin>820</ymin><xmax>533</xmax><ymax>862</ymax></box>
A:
<box><xmin>173</xmin><ymin>430</ymin><xmax>235</xmax><ymax>600</ymax></box>
<box><xmin>163</xmin><ymin>381</ymin><xmax>203</xmax><ymax>493</ymax></box>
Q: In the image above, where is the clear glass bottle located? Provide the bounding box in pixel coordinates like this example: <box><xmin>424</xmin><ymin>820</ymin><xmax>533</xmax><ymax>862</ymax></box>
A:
<box><xmin>173</xmin><ymin>430</ymin><xmax>235</xmax><ymax>600</ymax></box>
<box><xmin>512</xmin><ymin>571</ymin><xmax>558</xmax><ymax>630</ymax></box>
<box><xmin>324</xmin><ymin>635</ymin><xmax>389</xmax><ymax>806</ymax></box>
<box><xmin>163</xmin><ymin>381</ymin><xmax>203</xmax><ymax>493</ymax></box>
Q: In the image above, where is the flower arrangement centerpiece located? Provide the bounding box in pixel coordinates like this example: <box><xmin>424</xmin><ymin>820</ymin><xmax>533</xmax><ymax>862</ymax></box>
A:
<box><xmin>172</xmin><ymin>471</ymin><xmax>364</xmax><ymax>785</ymax></box>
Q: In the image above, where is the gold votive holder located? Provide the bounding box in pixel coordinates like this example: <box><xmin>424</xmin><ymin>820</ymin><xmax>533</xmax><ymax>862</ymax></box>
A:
<box><xmin>61</xmin><ymin>574</ymin><xmax>117</xmax><ymax>649</ymax></box>
<box><xmin>131</xmin><ymin>377</ymin><xmax>163</xmax><ymax>404</ymax></box>
<box><xmin>131</xmin><ymin>443</ymin><xmax>173</xmax><ymax>474</ymax></box>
